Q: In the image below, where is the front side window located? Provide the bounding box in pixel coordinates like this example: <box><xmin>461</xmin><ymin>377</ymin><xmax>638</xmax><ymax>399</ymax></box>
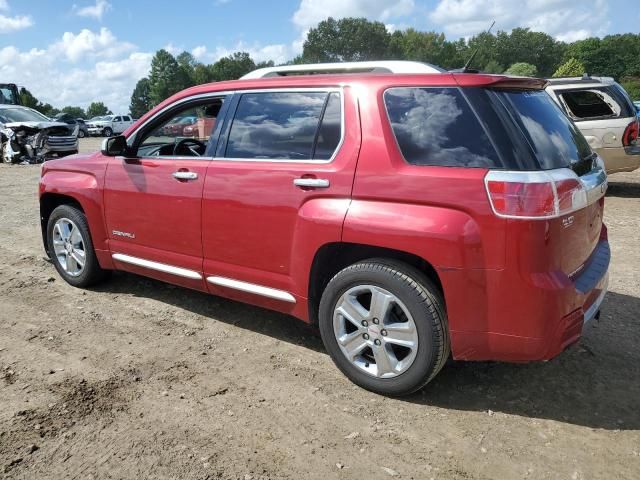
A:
<box><xmin>137</xmin><ymin>97</ymin><xmax>225</xmax><ymax>157</ymax></box>
<box><xmin>114</xmin><ymin>116</ymin><xmax>122</xmax><ymax>122</ymax></box>
<box><xmin>384</xmin><ymin>87</ymin><xmax>500</xmax><ymax>168</ymax></box>
<box><xmin>225</xmin><ymin>91</ymin><xmax>341</xmax><ymax>160</ymax></box>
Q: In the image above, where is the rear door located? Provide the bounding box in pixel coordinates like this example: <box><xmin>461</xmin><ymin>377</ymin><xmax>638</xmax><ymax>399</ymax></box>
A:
<box><xmin>201</xmin><ymin>87</ymin><xmax>360</xmax><ymax>309</ymax></box>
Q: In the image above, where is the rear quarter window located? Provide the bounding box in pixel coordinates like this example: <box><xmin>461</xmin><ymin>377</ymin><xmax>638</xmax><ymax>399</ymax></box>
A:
<box><xmin>384</xmin><ymin>87</ymin><xmax>501</xmax><ymax>168</ymax></box>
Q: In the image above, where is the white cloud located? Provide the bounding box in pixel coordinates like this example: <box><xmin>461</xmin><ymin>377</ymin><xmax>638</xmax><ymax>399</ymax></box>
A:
<box><xmin>429</xmin><ymin>0</ymin><xmax>609</xmax><ymax>41</ymax></box>
<box><xmin>0</xmin><ymin>0</ymin><xmax>33</xmax><ymax>33</ymax></box>
<box><xmin>53</xmin><ymin>27</ymin><xmax>135</xmax><ymax>62</ymax></box>
<box><xmin>189</xmin><ymin>42</ymin><xmax>293</xmax><ymax>65</ymax></box>
<box><xmin>73</xmin><ymin>0</ymin><xmax>112</xmax><ymax>21</ymax></box>
<box><xmin>0</xmin><ymin>28</ymin><xmax>150</xmax><ymax>113</ymax></box>
<box><xmin>292</xmin><ymin>0</ymin><xmax>415</xmax><ymax>30</ymax></box>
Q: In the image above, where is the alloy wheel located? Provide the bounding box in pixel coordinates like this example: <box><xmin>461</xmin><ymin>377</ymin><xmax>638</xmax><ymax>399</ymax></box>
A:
<box><xmin>333</xmin><ymin>285</ymin><xmax>419</xmax><ymax>378</ymax></box>
<box><xmin>52</xmin><ymin>218</ymin><xmax>86</xmax><ymax>277</ymax></box>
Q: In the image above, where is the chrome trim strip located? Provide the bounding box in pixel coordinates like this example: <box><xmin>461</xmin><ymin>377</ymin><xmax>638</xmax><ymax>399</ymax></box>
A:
<box><xmin>112</xmin><ymin>253</ymin><xmax>202</xmax><ymax>280</ymax></box>
<box><xmin>583</xmin><ymin>272</ymin><xmax>608</xmax><ymax>325</ymax></box>
<box><xmin>206</xmin><ymin>276</ymin><xmax>296</xmax><ymax>303</ymax></box>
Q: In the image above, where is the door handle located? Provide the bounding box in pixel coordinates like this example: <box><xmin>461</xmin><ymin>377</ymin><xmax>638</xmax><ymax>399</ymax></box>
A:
<box><xmin>293</xmin><ymin>178</ymin><xmax>330</xmax><ymax>188</ymax></box>
<box><xmin>172</xmin><ymin>171</ymin><xmax>198</xmax><ymax>181</ymax></box>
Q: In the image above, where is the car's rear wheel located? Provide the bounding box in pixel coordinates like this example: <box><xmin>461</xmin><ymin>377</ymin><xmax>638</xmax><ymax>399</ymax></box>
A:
<box><xmin>319</xmin><ymin>259</ymin><xmax>449</xmax><ymax>396</ymax></box>
<box><xmin>47</xmin><ymin>205</ymin><xmax>110</xmax><ymax>288</ymax></box>
<box><xmin>103</xmin><ymin>127</ymin><xmax>113</xmax><ymax>137</ymax></box>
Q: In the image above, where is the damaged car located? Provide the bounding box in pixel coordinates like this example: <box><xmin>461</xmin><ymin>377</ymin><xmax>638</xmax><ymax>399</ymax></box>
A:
<box><xmin>1</xmin><ymin>105</ymin><xmax>78</xmax><ymax>164</ymax></box>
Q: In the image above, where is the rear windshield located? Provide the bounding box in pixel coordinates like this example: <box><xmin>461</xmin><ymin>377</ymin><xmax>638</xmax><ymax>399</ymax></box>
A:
<box><xmin>556</xmin><ymin>85</ymin><xmax>636</xmax><ymax>120</ymax></box>
<box><xmin>384</xmin><ymin>86</ymin><xmax>593</xmax><ymax>172</ymax></box>
<box><xmin>492</xmin><ymin>90</ymin><xmax>593</xmax><ymax>170</ymax></box>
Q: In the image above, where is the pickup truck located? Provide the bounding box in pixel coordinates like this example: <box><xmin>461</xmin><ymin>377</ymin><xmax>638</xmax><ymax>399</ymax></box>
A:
<box><xmin>0</xmin><ymin>83</ymin><xmax>20</xmax><ymax>105</ymax></box>
<box><xmin>86</xmin><ymin>114</ymin><xmax>134</xmax><ymax>137</ymax></box>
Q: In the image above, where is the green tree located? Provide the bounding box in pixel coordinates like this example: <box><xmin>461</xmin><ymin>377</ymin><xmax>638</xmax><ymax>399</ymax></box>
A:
<box><xmin>210</xmin><ymin>52</ymin><xmax>256</xmax><ymax>81</ymax></box>
<box><xmin>61</xmin><ymin>106</ymin><xmax>86</xmax><ymax>119</ymax></box>
<box><xmin>86</xmin><ymin>101</ymin><xmax>111</xmax><ymax>118</ymax></box>
<box><xmin>18</xmin><ymin>87</ymin><xmax>39</xmax><ymax>109</ymax></box>
<box><xmin>552</xmin><ymin>58</ymin><xmax>586</xmax><ymax>77</ymax></box>
<box><xmin>505</xmin><ymin>62</ymin><xmax>538</xmax><ymax>77</ymax></box>
<box><xmin>148</xmin><ymin>49</ymin><xmax>182</xmax><ymax>106</ymax></box>
<box><xmin>495</xmin><ymin>28</ymin><xmax>565</xmax><ymax>77</ymax></box>
<box><xmin>302</xmin><ymin>17</ymin><xmax>391</xmax><ymax>62</ymax></box>
<box><xmin>176</xmin><ymin>51</ymin><xmax>197</xmax><ymax>89</ymax></box>
<box><xmin>482</xmin><ymin>60</ymin><xmax>504</xmax><ymax>73</ymax></box>
<box><xmin>129</xmin><ymin>78</ymin><xmax>152</xmax><ymax>118</ymax></box>
<box><xmin>621</xmin><ymin>77</ymin><xmax>640</xmax><ymax>101</ymax></box>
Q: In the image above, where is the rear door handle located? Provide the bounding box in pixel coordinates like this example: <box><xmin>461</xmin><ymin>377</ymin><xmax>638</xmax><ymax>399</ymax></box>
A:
<box><xmin>293</xmin><ymin>178</ymin><xmax>330</xmax><ymax>188</ymax></box>
<box><xmin>172</xmin><ymin>171</ymin><xmax>198</xmax><ymax>181</ymax></box>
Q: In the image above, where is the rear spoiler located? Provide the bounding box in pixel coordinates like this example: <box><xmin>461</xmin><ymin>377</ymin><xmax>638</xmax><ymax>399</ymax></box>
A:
<box><xmin>454</xmin><ymin>74</ymin><xmax>548</xmax><ymax>90</ymax></box>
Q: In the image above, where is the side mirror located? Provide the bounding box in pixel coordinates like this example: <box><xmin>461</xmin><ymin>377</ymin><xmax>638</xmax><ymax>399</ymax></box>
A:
<box><xmin>101</xmin><ymin>135</ymin><xmax>129</xmax><ymax>156</ymax></box>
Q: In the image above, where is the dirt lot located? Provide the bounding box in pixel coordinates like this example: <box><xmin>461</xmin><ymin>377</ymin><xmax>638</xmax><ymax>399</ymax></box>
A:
<box><xmin>1</xmin><ymin>138</ymin><xmax>639</xmax><ymax>479</ymax></box>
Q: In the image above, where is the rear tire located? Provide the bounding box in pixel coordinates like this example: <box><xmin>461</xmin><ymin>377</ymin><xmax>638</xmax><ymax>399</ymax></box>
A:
<box><xmin>319</xmin><ymin>259</ymin><xmax>449</xmax><ymax>396</ymax></box>
<box><xmin>46</xmin><ymin>205</ymin><xmax>110</xmax><ymax>288</ymax></box>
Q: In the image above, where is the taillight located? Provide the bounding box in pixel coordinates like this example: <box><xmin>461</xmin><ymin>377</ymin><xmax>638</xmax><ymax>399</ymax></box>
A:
<box><xmin>623</xmin><ymin>119</ymin><xmax>639</xmax><ymax>147</ymax></box>
<box><xmin>485</xmin><ymin>169</ymin><xmax>588</xmax><ymax>219</ymax></box>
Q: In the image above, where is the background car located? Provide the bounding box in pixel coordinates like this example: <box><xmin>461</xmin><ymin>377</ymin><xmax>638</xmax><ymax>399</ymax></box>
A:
<box><xmin>634</xmin><ymin>100</ymin><xmax>640</xmax><ymax>117</ymax></box>
<box><xmin>546</xmin><ymin>76</ymin><xmax>640</xmax><ymax>174</ymax></box>
<box><xmin>53</xmin><ymin>113</ymin><xmax>89</xmax><ymax>138</ymax></box>
<box><xmin>0</xmin><ymin>104</ymin><xmax>78</xmax><ymax>162</ymax></box>
<box><xmin>163</xmin><ymin>116</ymin><xmax>197</xmax><ymax>136</ymax></box>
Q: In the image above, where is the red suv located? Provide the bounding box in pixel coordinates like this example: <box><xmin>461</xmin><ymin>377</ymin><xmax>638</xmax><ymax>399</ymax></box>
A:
<box><xmin>39</xmin><ymin>61</ymin><xmax>609</xmax><ymax>396</ymax></box>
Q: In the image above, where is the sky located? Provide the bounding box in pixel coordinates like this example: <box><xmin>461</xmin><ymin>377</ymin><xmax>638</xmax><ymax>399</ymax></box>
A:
<box><xmin>0</xmin><ymin>0</ymin><xmax>637</xmax><ymax>113</ymax></box>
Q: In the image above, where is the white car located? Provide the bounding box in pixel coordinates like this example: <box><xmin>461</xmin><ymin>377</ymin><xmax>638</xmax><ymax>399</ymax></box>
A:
<box><xmin>546</xmin><ymin>76</ymin><xmax>640</xmax><ymax>174</ymax></box>
<box><xmin>86</xmin><ymin>114</ymin><xmax>134</xmax><ymax>137</ymax></box>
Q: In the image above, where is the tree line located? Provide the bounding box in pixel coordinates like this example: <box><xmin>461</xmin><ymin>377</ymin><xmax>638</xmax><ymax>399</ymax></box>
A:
<box><xmin>17</xmin><ymin>17</ymin><xmax>640</xmax><ymax>118</ymax></box>
<box><xmin>18</xmin><ymin>87</ymin><xmax>112</xmax><ymax>119</ymax></box>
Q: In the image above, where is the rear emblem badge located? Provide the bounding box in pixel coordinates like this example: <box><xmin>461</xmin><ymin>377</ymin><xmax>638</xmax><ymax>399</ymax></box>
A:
<box><xmin>561</xmin><ymin>216</ymin><xmax>574</xmax><ymax>228</ymax></box>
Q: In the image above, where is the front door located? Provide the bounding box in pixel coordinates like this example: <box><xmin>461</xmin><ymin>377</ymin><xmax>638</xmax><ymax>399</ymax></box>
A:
<box><xmin>202</xmin><ymin>88</ymin><xmax>360</xmax><ymax>311</ymax></box>
<box><xmin>104</xmin><ymin>97</ymin><xmax>226</xmax><ymax>290</ymax></box>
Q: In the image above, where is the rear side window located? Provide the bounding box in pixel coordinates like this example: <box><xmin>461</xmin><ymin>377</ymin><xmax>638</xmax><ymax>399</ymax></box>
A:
<box><xmin>225</xmin><ymin>91</ymin><xmax>341</xmax><ymax>160</ymax></box>
<box><xmin>494</xmin><ymin>90</ymin><xmax>592</xmax><ymax>170</ymax></box>
<box><xmin>123</xmin><ymin>116</ymin><xmax>131</xmax><ymax>121</ymax></box>
<box><xmin>557</xmin><ymin>86</ymin><xmax>636</xmax><ymax>120</ymax></box>
<box><xmin>384</xmin><ymin>87</ymin><xmax>500</xmax><ymax>167</ymax></box>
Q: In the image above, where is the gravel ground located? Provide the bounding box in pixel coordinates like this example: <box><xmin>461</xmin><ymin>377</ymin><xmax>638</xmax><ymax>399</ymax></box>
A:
<box><xmin>0</xmin><ymin>138</ymin><xmax>639</xmax><ymax>479</ymax></box>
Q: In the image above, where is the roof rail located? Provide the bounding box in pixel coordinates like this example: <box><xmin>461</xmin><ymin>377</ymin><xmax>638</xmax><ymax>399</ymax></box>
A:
<box><xmin>240</xmin><ymin>61</ymin><xmax>445</xmax><ymax>79</ymax></box>
<box><xmin>546</xmin><ymin>76</ymin><xmax>615</xmax><ymax>85</ymax></box>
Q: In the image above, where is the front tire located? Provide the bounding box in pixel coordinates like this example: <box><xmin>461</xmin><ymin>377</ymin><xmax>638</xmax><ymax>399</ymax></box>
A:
<box><xmin>103</xmin><ymin>127</ymin><xmax>113</xmax><ymax>137</ymax></box>
<box><xmin>319</xmin><ymin>259</ymin><xmax>449</xmax><ymax>396</ymax></box>
<box><xmin>47</xmin><ymin>205</ymin><xmax>109</xmax><ymax>288</ymax></box>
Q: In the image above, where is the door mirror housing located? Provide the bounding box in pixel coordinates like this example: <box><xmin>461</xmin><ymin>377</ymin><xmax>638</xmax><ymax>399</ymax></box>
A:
<box><xmin>101</xmin><ymin>135</ymin><xmax>129</xmax><ymax>156</ymax></box>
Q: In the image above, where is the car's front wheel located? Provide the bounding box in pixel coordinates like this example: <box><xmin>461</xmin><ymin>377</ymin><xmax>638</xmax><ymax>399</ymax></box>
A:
<box><xmin>103</xmin><ymin>127</ymin><xmax>113</xmax><ymax>137</ymax></box>
<box><xmin>78</xmin><ymin>130</ymin><xmax>86</xmax><ymax>138</ymax></box>
<box><xmin>319</xmin><ymin>259</ymin><xmax>449</xmax><ymax>396</ymax></box>
<box><xmin>47</xmin><ymin>205</ymin><xmax>110</xmax><ymax>288</ymax></box>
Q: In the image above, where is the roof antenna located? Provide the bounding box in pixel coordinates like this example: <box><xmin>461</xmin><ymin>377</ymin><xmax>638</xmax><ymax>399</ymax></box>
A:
<box><xmin>457</xmin><ymin>20</ymin><xmax>495</xmax><ymax>73</ymax></box>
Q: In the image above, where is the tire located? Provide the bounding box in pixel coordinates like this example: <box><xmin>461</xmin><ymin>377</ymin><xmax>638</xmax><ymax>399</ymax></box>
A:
<box><xmin>103</xmin><ymin>127</ymin><xmax>113</xmax><ymax>137</ymax></box>
<box><xmin>46</xmin><ymin>205</ymin><xmax>110</xmax><ymax>288</ymax></box>
<box><xmin>78</xmin><ymin>130</ymin><xmax>86</xmax><ymax>138</ymax></box>
<box><xmin>319</xmin><ymin>259</ymin><xmax>449</xmax><ymax>396</ymax></box>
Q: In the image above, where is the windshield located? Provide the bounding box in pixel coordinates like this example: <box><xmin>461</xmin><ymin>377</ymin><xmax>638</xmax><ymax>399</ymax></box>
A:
<box><xmin>0</xmin><ymin>106</ymin><xmax>51</xmax><ymax>123</ymax></box>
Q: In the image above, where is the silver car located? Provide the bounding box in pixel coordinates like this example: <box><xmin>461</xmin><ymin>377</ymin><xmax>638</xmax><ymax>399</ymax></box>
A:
<box><xmin>0</xmin><ymin>105</ymin><xmax>78</xmax><ymax>163</ymax></box>
<box><xmin>546</xmin><ymin>76</ymin><xmax>640</xmax><ymax>174</ymax></box>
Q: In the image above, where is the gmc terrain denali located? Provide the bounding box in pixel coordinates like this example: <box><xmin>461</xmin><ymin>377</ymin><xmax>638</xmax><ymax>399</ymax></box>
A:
<box><xmin>39</xmin><ymin>61</ymin><xmax>610</xmax><ymax>396</ymax></box>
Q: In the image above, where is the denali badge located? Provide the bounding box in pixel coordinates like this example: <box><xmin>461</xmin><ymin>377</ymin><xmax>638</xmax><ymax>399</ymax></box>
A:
<box><xmin>561</xmin><ymin>216</ymin><xmax>574</xmax><ymax>228</ymax></box>
<box><xmin>112</xmin><ymin>230</ymin><xmax>136</xmax><ymax>239</ymax></box>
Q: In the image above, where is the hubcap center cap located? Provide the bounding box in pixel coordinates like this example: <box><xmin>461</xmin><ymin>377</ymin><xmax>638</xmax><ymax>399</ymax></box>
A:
<box><xmin>66</xmin><ymin>242</ymin><xmax>73</xmax><ymax>254</ymax></box>
<box><xmin>367</xmin><ymin>324</ymin><xmax>381</xmax><ymax>339</ymax></box>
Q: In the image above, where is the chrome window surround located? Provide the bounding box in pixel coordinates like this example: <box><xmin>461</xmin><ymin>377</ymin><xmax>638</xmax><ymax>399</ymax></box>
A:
<box><xmin>127</xmin><ymin>87</ymin><xmax>345</xmax><ymax>165</ymax></box>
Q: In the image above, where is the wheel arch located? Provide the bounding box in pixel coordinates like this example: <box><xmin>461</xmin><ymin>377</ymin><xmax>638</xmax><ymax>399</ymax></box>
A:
<box><xmin>307</xmin><ymin>242</ymin><xmax>443</xmax><ymax>325</ymax></box>
<box><xmin>40</xmin><ymin>193</ymin><xmax>85</xmax><ymax>257</ymax></box>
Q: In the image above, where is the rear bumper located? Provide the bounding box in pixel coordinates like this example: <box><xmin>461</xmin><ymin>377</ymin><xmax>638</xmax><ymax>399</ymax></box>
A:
<box><xmin>447</xmin><ymin>237</ymin><xmax>610</xmax><ymax>362</ymax></box>
<box><xmin>595</xmin><ymin>146</ymin><xmax>640</xmax><ymax>174</ymax></box>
